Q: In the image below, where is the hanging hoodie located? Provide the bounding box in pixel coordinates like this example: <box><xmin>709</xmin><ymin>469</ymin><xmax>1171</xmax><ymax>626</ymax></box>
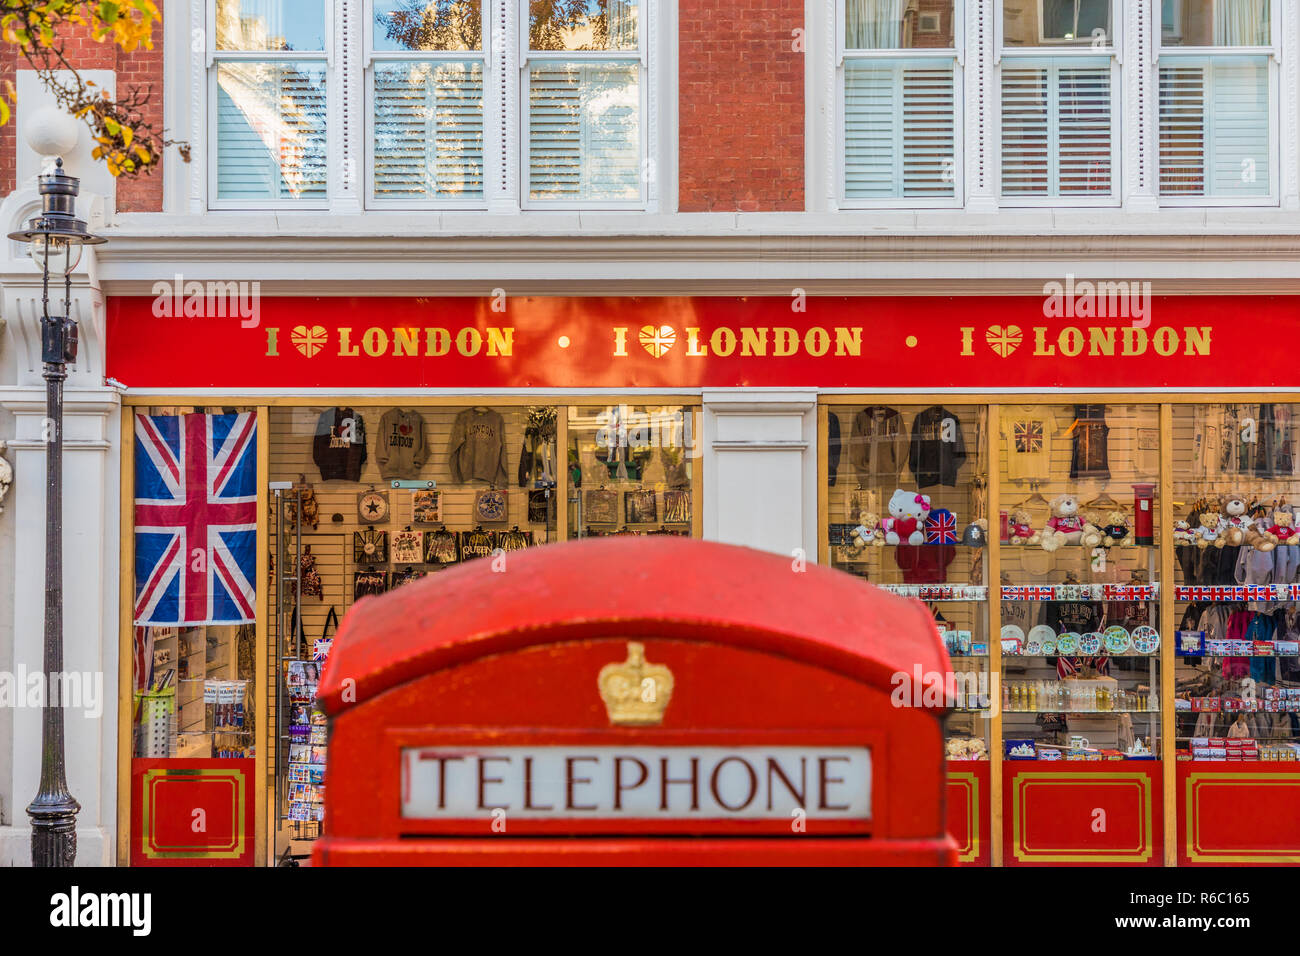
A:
<box><xmin>312</xmin><ymin>407</ymin><xmax>367</xmax><ymax>482</ymax></box>
<box><xmin>849</xmin><ymin>406</ymin><xmax>907</xmax><ymax>484</ymax></box>
<box><xmin>375</xmin><ymin>408</ymin><xmax>428</xmax><ymax>480</ymax></box>
<box><xmin>908</xmin><ymin>406</ymin><xmax>968</xmax><ymax>489</ymax></box>
<box><xmin>448</xmin><ymin>407</ymin><xmax>509</xmax><ymax>486</ymax></box>
<box><xmin>1235</xmin><ymin>546</ymin><xmax>1276</xmax><ymax>612</ymax></box>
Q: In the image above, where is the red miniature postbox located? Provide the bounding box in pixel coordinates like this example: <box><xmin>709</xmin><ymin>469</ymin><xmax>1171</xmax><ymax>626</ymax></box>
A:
<box><xmin>313</xmin><ymin>537</ymin><xmax>957</xmax><ymax>866</ymax></box>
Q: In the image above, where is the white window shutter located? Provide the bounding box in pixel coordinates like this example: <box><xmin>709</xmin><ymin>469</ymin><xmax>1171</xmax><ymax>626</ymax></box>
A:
<box><xmin>1001</xmin><ymin>60</ymin><xmax>1112</xmax><ymax>197</ymax></box>
<box><xmin>844</xmin><ymin>60</ymin><xmax>955</xmax><ymax>200</ymax></box>
<box><xmin>529</xmin><ymin>62</ymin><xmax>640</xmax><ymax>202</ymax></box>
<box><xmin>216</xmin><ymin>63</ymin><xmax>327</xmax><ymax>202</ymax></box>
<box><xmin>1159</xmin><ymin>57</ymin><xmax>1269</xmax><ymax>197</ymax></box>
<box><xmin>373</xmin><ymin>62</ymin><xmax>484</xmax><ymax>199</ymax></box>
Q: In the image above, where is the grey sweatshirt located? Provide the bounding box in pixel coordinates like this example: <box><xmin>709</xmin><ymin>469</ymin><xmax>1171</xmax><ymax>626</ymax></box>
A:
<box><xmin>448</xmin><ymin>407</ymin><xmax>509</xmax><ymax>486</ymax></box>
<box><xmin>376</xmin><ymin>408</ymin><xmax>428</xmax><ymax>479</ymax></box>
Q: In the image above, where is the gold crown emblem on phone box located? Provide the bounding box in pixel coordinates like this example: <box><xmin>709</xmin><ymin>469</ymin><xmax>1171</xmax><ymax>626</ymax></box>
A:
<box><xmin>598</xmin><ymin>642</ymin><xmax>674</xmax><ymax>726</ymax></box>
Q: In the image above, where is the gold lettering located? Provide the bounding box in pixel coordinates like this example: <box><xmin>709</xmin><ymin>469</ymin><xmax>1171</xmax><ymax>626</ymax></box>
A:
<box><xmin>710</xmin><ymin>328</ymin><xmax>737</xmax><ymax>357</ymax></box>
<box><xmin>265</xmin><ymin>327</ymin><xmax>279</xmax><ymax>357</ymax></box>
<box><xmin>362</xmin><ymin>328</ymin><xmax>388</xmax><ymax>357</ymax></box>
<box><xmin>1059</xmin><ymin>327</ymin><xmax>1084</xmax><ymax>357</ymax></box>
<box><xmin>805</xmin><ymin>327</ymin><xmax>830</xmax><ymax>357</ymax></box>
<box><xmin>774</xmin><ymin>328</ymin><xmax>798</xmax><ymax>357</ymax></box>
<box><xmin>959</xmin><ymin>327</ymin><xmax>974</xmax><ymax>356</ymax></box>
<box><xmin>1184</xmin><ymin>326</ymin><xmax>1212</xmax><ymax>356</ymax></box>
<box><xmin>1153</xmin><ymin>326</ymin><xmax>1178</xmax><ymax>356</ymax></box>
<box><xmin>613</xmin><ymin>327</ymin><xmax>629</xmax><ymax>356</ymax></box>
<box><xmin>338</xmin><ymin>327</ymin><xmax>360</xmax><ymax>357</ymax></box>
<box><xmin>487</xmin><ymin>327</ymin><xmax>514</xmax><ymax>357</ymax></box>
<box><xmin>741</xmin><ymin>327</ymin><xmax>769</xmax><ymax>356</ymax></box>
<box><xmin>686</xmin><ymin>328</ymin><xmax>708</xmax><ymax>356</ymax></box>
<box><xmin>1122</xmin><ymin>327</ymin><xmax>1148</xmax><ymax>356</ymax></box>
<box><xmin>1033</xmin><ymin>328</ymin><xmax>1056</xmax><ymax>356</ymax></box>
<box><xmin>456</xmin><ymin>328</ymin><xmax>483</xmax><ymax>356</ymax></box>
<box><xmin>834</xmin><ymin>327</ymin><xmax>862</xmax><ymax>357</ymax></box>
<box><xmin>1088</xmin><ymin>326</ymin><xmax>1115</xmax><ymax>356</ymax></box>
<box><xmin>393</xmin><ymin>327</ymin><xmax>419</xmax><ymax>357</ymax></box>
<box><xmin>425</xmin><ymin>328</ymin><xmax>451</xmax><ymax>357</ymax></box>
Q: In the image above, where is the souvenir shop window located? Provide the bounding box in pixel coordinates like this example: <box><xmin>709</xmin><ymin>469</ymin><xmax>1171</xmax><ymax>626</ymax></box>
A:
<box><xmin>996</xmin><ymin>403</ymin><xmax>1161</xmax><ymax>763</ymax></box>
<box><xmin>824</xmin><ymin>402</ymin><xmax>991</xmax><ymax>762</ymax></box>
<box><xmin>268</xmin><ymin>403</ymin><xmax>558</xmax><ymax>849</ymax></box>
<box><xmin>1170</xmin><ymin>402</ymin><xmax>1300</xmax><ymax>762</ymax></box>
<box><xmin>131</xmin><ymin>406</ymin><xmax>258</xmax><ymax>762</ymax></box>
<box><xmin>567</xmin><ymin>404</ymin><xmax>699</xmax><ymax>539</ymax></box>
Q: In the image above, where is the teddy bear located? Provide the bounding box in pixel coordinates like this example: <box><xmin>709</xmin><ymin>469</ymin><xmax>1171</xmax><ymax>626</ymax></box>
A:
<box><xmin>1244</xmin><ymin>506</ymin><xmax>1279</xmax><ymax>552</ymax></box>
<box><xmin>1219</xmin><ymin>493</ymin><xmax>1252</xmax><ymax>547</ymax></box>
<box><xmin>1267</xmin><ymin>510</ymin><xmax>1299</xmax><ymax>545</ymax></box>
<box><xmin>1172</xmin><ymin>520</ymin><xmax>1195</xmax><ymax>546</ymax></box>
<box><xmin>1008</xmin><ymin>509</ymin><xmax>1041</xmax><ymax>546</ymax></box>
<box><xmin>1194</xmin><ymin>510</ymin><xmax>1223</xmax><ymax>549</ymax></box>
<box><xmin>1100</xmin><ymin>510</ymin><xmax>1134</xmax><ymax>548</ymax></box>
<box><xmin>1040</xmin><ymin>493</ymin><xmax>1103</xmax><ymax>552</ymax></box>
<box><xmin>882</xmin><ymin>489</ymin><xmax>930</xmax><ymax>546</ymax></box>
<box><xmin>850</xmin><ymin>511</ymin><xmax>884</xmax><ymax>550</ymax></box>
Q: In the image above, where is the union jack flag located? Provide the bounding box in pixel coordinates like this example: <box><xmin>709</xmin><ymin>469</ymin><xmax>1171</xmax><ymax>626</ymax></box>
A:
<box><xmin>1002</xmin><ymin>586</ymin><xmax>1027</xmax><ymax>600</ymax></box>
<box><xmin>925</xmin><ymin>509</ymin><xmax>957</xmax><ymax>544</ymax></box>
<box><xmin>1026</xmin><ymin>585</ymin><xmax>1056</xmax><ymax>601</ymax></box>
<box><xmin>134</xmin><ymin>412</ymin><xmax>258</xmax><ymax>626</ymax></box>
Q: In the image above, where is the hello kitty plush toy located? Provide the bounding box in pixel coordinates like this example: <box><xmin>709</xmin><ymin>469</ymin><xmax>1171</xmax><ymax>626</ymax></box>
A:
<box><xmin>882</xmin><ymin>489</ymin><xmax>931</xmax><ymax>545</ymax></box>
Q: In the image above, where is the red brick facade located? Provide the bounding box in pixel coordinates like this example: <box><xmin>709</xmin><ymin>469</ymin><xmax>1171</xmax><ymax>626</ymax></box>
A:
<box><xmin>677</xmin><ymin>0</ymin><xmax>805</xmax><ymax>212</ymax></box>
<box><xmin>1</xmin><ymin>18</ymin><xmax>163</xmax><ymax>210</ymax></box>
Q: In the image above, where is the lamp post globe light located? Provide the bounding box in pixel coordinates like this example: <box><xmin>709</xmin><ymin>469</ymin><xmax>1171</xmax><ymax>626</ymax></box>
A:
<box><xmin>7</xmin><ymin>158</ymin><xmax>105</xmax><ymax>867</ymax></box>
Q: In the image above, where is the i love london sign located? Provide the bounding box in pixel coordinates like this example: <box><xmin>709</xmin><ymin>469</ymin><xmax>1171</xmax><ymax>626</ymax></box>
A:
<box><xmin>103</xmin><ymin>294</ymin><xmax>1292</xmax><ymax>390</ymax></box>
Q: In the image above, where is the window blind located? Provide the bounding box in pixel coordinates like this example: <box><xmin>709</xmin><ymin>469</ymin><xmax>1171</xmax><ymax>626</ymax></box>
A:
<box><xmin>1001</xmin><ymin>60</ymin><xmax>1112</xmax><ymax>197</ymax></box>
<box><xmin>1159</xmin><ymin>56</ymin><xmax>1269</xmax><ymax>197</ymax></box>
<box><xmin>373</xmin><ymin>61</ymin><xmax>484</xmax><ymax>199</ymax></box>
<box><xmin>216</xmin><ymin>62</ymin><xmax>327</xmax><ymax>201</ymax></box>
<box><xmin>844</xmin><ymin>60</ymin><xmax>956</xmax><ymax>199</ymax></box>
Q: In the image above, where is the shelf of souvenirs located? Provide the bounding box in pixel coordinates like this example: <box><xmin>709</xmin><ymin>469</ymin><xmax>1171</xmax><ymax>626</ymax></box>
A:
<box><xmin>1174</xmin><ymin>584</ymin><xmax>1300</xmax><ymax>602</ymax></box>
<box><xmin>1175</xmin><ymin>635</ymin><xmax>1300</xmax><ymax>657</ymax></box>
<box><xmin>866</xmin><ymin>584</ymin><xmax>989</xmax><ymax>601</ymax></box>
<box><xmin>1001</xmin><ymin>583</ymin><xmax>1159</xmax><ymax>601</ymax></box>
<box><xmin>1176</xmin><ymin>740</ymin><xmax>1300</xmax><ymax>761</ymax></box>
<box><xmin>1175</xmin><ymin>692</ymin><xmax>1300</xmax><ymax>713</ymax></box>
<box><xmin>1005</xmin><ymin>741</ymin><xmax>1158</xmax><ymax>761</ymax></box>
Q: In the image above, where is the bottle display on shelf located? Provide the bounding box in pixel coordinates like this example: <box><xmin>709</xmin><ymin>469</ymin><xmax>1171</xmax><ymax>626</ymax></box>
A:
<box><xmin>826</xmin><ymin>403</ymin><xmax>991</xmax><ymax>758</ymax></box>
<box><xmin>1171</xmin><ymin>402</ymin><xmax>1300</xmax><ymax>762</ymax></box>
<box><xmin>997</xmin><ymin>403</ymin><xmax>1162</xmax><ymax>761</ymax></box>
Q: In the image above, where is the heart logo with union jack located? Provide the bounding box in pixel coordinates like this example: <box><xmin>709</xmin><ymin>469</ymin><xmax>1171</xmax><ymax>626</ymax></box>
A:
<box><xmin>292</xmin><ymin>325</ymin><xmax>328</xmax><ymax>358</ymax></box>
<box><xmin>986</xmin><ymin>325</ymin><xmax>1023</xmax><ymax>358</ymax></box>
<box><xmin>639</xmin><ymin>325</ymin><xmax>676</xmax><ymax>358</ymax></box>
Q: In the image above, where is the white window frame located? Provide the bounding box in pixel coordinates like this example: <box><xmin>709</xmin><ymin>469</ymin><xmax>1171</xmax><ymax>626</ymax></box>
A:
<box><xmin>834</xmin><ymin>0</ymin><xmax>966</xmax><ymax>210</ymax></box>
<box><xmin>518</xmin><ymin>0</ymin><xmax>651</xmax><ymax>210</ymax></box>
<box><xmin>996</xmin><ymin>0</ymin><xmax>1122</xmax><ymax>206</ymax></box>
<box><xmin>206</xmin><ymin>0</ymin><xmax>333</xmax><ymax>211</ymax></box>
<box><xmin>1036</xmin><ymin>0</ymin><xmax>1114</xmax><ymax>45</ymax></box>
<box><xmin>1155</xmin><ymin>0</ymin><xmax>1280</xmax><ymax>206</ymax></box>
<box><xmin>363</xmin><ymin>0</ymin><xmax>489</xmax><ymax>210</ymax></box>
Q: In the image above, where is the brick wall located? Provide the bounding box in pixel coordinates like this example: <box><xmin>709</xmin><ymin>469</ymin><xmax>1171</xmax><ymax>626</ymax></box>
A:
<box><xmin>1</xmin><ymin>16</ymin><xmax>164</xmax><ymax>210</ymax></box>
<box><xmin>677</xmin><ymin>0</ymin><xmax>804</xmax><ymax>212</ymax></box>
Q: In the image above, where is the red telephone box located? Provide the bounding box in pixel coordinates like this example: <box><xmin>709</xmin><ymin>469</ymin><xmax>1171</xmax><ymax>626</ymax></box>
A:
<box><xmin>313</xmin><ymin>537</ymin><xmax>957</xmax><ymax>866</ymax></box>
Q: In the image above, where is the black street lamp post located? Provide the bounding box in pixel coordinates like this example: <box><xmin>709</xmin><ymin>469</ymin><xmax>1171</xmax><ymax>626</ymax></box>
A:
<box><xmin>8</xmin><ymin>158</ymin><xmax>105</xmax><ymax>867</ymax></box>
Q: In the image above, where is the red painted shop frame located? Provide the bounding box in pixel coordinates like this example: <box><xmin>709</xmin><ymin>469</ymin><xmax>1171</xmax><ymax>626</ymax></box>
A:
<box><xmin>1002</xmin><ymin>762</ymin><xmax>1163</xmax><ymax>866</ymax></box>
<box><xmin>129</xmin><ymin>758</ymin><xmax>255</xmax><ymax>867</ymax></box>
<box><xmin>1178</xmin><ymin>762</ymin><xmax>1300</xmax><ymax>865</ymax></box>
<box><xmin>947</xmin><ymin>760</ymin><xmax>990</xmax><ymax>866</ymax></box>
<box><xmin>313</xmin><ymin>536</ymin><xmax>959</xmax><ymax>866</ymax></box>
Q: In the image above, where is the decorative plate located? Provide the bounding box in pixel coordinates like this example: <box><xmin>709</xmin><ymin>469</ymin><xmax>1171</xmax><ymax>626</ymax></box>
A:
<box><xmin>1079</xmin><ymin>631</ymin><xmax>1104</xmax><ymax>655</ymax></box>
<box><xmin>1000</xmin><ymin>624</ymin><xmax>1026</xmax><ymax>648</ymax></box>
<box><xmin>1040</xmin><ymin>637</ymin><xmax>1058</xmax><ymax>655</ymax></box>
<box><xmin>1028</xmin><ymin>625</ymin><xmax>1057</xmax><ymax>649</ymax></box>
<box><xmin>1056</xmin><ymin>631</ymin><xmax>1080</xmax><ymax>655</ymax></box>
<box><xmin>1131</xmin><ymin>626</ymin><xmax>1160</xmax><ymax>655</ymax></box>
<box><xmin>1103</xmin><ymin>625</ymin><xmax>1132</xmax><ymax>655</ymax></box>
<box><xmin>1024</xmin><ymin>641</ymin><xmax>1042</xmax><ymax>656</ymax></box>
